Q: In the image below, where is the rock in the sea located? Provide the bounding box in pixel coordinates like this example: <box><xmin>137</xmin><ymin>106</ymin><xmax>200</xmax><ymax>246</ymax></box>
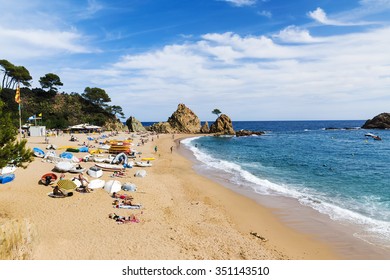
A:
<box><xmin>126</xmin><ymin>116</ymin><xmax>146</xmax><ymax>132</ymax></box>
<box><xmin>209</xmin><ymin>114</ymin><xmax>235</xmax><ymax>135</ymax></box>
<box><xmin>362</xmin><ymin>113</ymin><xmax>390</xmax><ymax>129</ymax></box>
<box><xmin>200</xmin><ymin>121</ymin><xmax>210</xmax><ymax>133</ymax></box>
<box><xmin>149</xmin><ymin>104</ymin><xmax>201</xmax><ymax>133</ymax></box>
<box><xmin>236</xmin><ymin>129</ymin><xmax>264</xmax><ymax>137</ymax></box>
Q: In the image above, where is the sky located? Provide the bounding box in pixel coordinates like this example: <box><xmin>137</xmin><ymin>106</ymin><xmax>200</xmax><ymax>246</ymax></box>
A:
<box><xmin>1</xmin><ymin>0</ymin><xmax>390</xmax><ymax>121</ymax></box>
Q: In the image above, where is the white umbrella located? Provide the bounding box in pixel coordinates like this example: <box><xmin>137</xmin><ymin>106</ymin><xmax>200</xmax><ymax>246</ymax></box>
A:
<box><xmin>104</xmin><ymin>180</ymin><xmax>121</xmax><ymax>193</ymax></box>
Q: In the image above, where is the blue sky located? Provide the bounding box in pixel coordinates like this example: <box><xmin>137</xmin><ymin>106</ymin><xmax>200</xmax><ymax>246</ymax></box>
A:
<box><xmin>1</xmin><ymin>0</ymin><xmax>390</xmax><ymax>121</ymax></box>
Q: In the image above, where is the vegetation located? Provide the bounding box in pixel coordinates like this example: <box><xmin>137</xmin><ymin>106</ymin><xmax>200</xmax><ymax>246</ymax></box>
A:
<box><xmin>0</xmin><ymin>58</ymin><xmax>125</xmax><ymax>130</ymax></box>
<box><xmin>0</xmin><ymin>58</ymin><xmax>127</xmax><ymax>169</ymax></box>
<box><xmin>0</xmin><ymin>218</ymin><xmax>35</xmax><ymax>260</ymax></box>
<box><xmin>0</xmin><ymin>100</ymin><xmax>34</xmax><ymax>169</ymax></box>
<box><xmin>39</xmin><ymin>73</ymin><xmax>63</xmax><ymax>93</ymax></box>
<box><xmin>0</xmin><ymin>59</ymin><xmax>32</xmax><ymax>88</ymax></box>
<box><xmin>212</xmin><ymin>108</ymin><xmax>222</xmax><ymax>117</ymax></box>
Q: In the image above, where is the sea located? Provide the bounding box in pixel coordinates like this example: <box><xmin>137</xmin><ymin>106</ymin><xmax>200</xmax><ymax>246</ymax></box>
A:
<box><xmin>142</xmin><ymin>120</ymin><xmax>390</xmax><ymax>258</ymax></box>
<box><xmin>181</xmin><ymin>120</ymin><xmax>390</xmax><ymax>258</ymax></box>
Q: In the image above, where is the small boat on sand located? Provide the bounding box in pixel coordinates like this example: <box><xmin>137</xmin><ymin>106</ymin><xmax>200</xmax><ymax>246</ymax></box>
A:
<box><xmin>135</xmin><ymin>161</ymin><xmax>152</xmax><ymax>167</ymax></box>
<box><xmin>33</xmin><ymin>147</ymin><xmax>45</xmax><ymax>158</ymax></box>
<box><xmin>41</xmin><ymin>173</ymin><xmax>58</xmax><ymax>186</ymax></box>
<box><xmin>87</xmin><ymin>166</ymin><xmax>103</xmax><ymax>178</ymax></box>
<box><xmin>95</xmin><ymin>163</ymin><xmax>124</xmax><ymax>172</ymax></box>
<box><xmin>55</xmin><ymin>161</ymin><xmax>75</xmax><ymax>172</ymax></box>
<box><xmin>1</xmin><ymin>165</ymin><xmax>16</xmax><ymax>175</ymax></box>
<box><xmin>0</xmin><ymin>174</ymin><xmax>15</xmax><ymax>184</ymax></box>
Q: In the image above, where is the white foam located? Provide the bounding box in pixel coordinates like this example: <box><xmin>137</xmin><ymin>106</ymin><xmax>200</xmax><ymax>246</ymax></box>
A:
<box><xmin>182</xmin><ymin>136</ymin><xmax>390</xmax><ymax>247</ymax></box>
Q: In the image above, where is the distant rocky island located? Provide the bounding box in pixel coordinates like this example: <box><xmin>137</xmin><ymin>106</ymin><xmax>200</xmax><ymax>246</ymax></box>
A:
<box><xmin>362</xmin><ymin>113</ymin><xmax>390</xmax><ymax>129</ymax></box>
<box><xmin>125</xmin><ymin>103</ymin><xmax>263</xmax><ymax>137</ymax></box>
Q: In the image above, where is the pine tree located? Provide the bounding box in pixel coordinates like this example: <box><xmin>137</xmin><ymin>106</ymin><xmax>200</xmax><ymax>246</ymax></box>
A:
<box><xmin>0</xmin><ymin>100</ymin><xmax>34</xmax><ymax>169</ymax></box>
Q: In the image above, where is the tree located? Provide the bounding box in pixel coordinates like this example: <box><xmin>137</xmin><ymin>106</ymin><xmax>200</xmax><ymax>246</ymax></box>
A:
<box><xmin>0</xmin><ymin>59</ymin><xmax>14</xmax><ymax>90</ymax></box>
<box><xmin>212</xmin><ymin>108</ymin><xmax>222</xmax><ymax>117</ymax></box>
<box><xmin>81</xmin><ymin>87</ymin><xmax>111</xmax><ymax>107</ymax></box>
<box><xmin>107</xmin><ymin>105</ymin><xmax>125</xmax><ymax>119</ymax></box>
<box><xmin>0</xmin><ymin>100</ymin><xmax>34</xmax><ymax>169</ymax></box>
<box><xmin>39</xmin><ymin>73</ymin><xmax>63</xmax><ymax>92</ymax></box>
<box><xmin>0</xmin><ymin>60</ymin><xmax>32</xmax><ymax>89</ymax></box>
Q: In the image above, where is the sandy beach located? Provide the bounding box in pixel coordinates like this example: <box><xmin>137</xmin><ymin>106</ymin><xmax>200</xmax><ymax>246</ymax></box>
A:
<box><xmin>0</xmin><ymin>131</ymin><xmax>339</xmax><ymax>260</ymax></box>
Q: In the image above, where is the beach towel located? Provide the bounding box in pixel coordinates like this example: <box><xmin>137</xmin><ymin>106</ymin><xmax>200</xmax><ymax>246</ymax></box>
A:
<box><xmin>113</xmin><ymin>204</ymin><xmax>141</xmax><ymax>209</ymax></box>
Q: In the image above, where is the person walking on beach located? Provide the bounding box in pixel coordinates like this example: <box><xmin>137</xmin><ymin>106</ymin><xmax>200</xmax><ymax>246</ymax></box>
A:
<box><xmin>154</xmin><ymin>145</ymin><xmax>158</xmax><ymax>153</ymax></box>
<box><xmin>170</xmin><ymin>146</ymin><xmax>173</xmax><ymax>153</ymax></box>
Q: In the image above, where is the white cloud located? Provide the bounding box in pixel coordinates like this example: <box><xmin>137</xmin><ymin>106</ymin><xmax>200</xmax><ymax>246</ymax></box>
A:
<box><xmin>73</xmin><ymin>27</ymin><xmax>390</xmax><ymax>121</ymax></box>
<box><xmin>308</xmin><ymin>7</ymin><xmax>347</xmax><ymax>26</ymax></box>
<box><xmin>0</xmin><ymin>26</ymin><xmax>94</xmax><ymax>60</ymax></box>
<box><xmin>308</xmin><ymin>1</ymin><xmax>390</xmax><ymax>27</ymax></box>
<box><xmin>257</xmin><ymin>10</ymin><xmax>272</xmax><ymax>18</ymax></box>
<box><xmin>220</xmin><ymin>0</ymin><xmax>257</xmax><ymax>7</ymax></box>
<box><xmin>273</xmin><ymin>26</ymin><xmax>320</xmax><ymax>43</ymax></box>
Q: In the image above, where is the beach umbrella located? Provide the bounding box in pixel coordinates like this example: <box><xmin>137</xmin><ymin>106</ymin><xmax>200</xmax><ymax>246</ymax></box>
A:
<box><xmin>104</xmin><ymin>180</ymin><xmax>121</xmax><ymax>193</ymax></box>
<box><xmin>57</xmin><ymin>179</ymin><xmax>77</xmax><ymax>190</ymax></box>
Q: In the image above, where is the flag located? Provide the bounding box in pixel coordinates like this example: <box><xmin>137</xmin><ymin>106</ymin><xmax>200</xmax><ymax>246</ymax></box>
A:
<box><xmin>15</xmin><ymin>86</ymin><xmax>21</xmax><ymax>104</ymax></box>
<box><xmin>38</xmin><ymin>113</ymin><xmax>42</xmax><ymax>117</ymax></box>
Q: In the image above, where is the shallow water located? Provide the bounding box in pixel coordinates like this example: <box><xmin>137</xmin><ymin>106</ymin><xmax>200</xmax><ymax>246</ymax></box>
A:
<box><xmin>181</xmin><ymin>121</ymin><xmax>390</xmax><ymax>257</ymax></box>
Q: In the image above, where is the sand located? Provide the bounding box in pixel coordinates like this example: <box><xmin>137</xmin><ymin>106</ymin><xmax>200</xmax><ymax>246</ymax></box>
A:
<box><xmin>0</xmin><ymin>131</ymin><xmax>339</xmax><ymax>260</ymax></box>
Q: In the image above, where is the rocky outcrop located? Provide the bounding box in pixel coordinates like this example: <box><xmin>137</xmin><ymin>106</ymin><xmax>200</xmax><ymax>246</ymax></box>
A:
<box><xmin>167</xmin><ymin>104</ymin><xmax>201</xmax><ymax>133</ymax></box>
<box><xmin>126</xmin><ymin>116</ymin><xmax>146</xmax><ymax>132</ymax></box>
<box><xmin>149</xmin><ymin>122</ymin><xmax>175</xmax><ymax>134</ymax></box>
<box><xmin>236</xmin><ymin>129</ymin><xmax>264</xmax><ymax>137</ymax></box>
<box><xmin>362</xmin><ymin>113</ymin><xmax>390</xmax><ymax>129</ymax></box>
<box><xmin>200</xmin><ymin>121</ymin><xmax>210</xmax><ymax>133</ymax></box>
<box><xmin>103</xmin><ymin>119</ymin><xmax>126</xmax><ymax>131</ymax></box>
<box><xmin>209</xmin><ymin>114</ymin><xmax>235</xmax><ymax>135</ymax></box>
<box><xmin>149</xmin><ymin>104</ymin><xmax>201</xmax><ymax>133</ymax></box>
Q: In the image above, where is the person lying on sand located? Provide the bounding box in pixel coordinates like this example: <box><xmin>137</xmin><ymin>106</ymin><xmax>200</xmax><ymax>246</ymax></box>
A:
<box><xmin>112</xmin><ymin>199</ymin><xmax>140</xmax><ymax>207</ymax></box>
<box><xmin>108</xmin><ymin>213</ymin><xmax>139</xmax><ymax>224</ymax></box>
<box><xmin>112</xmin><ymin>192</ymin><xmax>133</xmax><ymax>200</ymax></box>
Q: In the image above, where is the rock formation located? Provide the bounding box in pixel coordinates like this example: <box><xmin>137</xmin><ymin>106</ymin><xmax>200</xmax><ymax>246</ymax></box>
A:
<box><xmin>149</xmin><ymin>104</ymin><xmax>201</xmax><ymax>133</ymax></box>
<box><xmin>209</xmin><ymin>114</ymin><xmax>235</xmax><ymax>135</ymax></box>
<box><xmin>200</xmin><ymin>121</ymin><xmax>210</xmax><ymax>133</ymax></box>
<box><xmin>149</xmin><ymin>122</ymin><xmax>175</xmax><ymax>134</ymax></box>
<box><xmin>103</xmin><ymin>119</ymin><xmax>126</xmax><ymax>131</ymax></box>
<box><xmin>362</xmin><ymin>113</ymin><xmax>390</xmax><ymax>129</ymax></box>
<box><xmin>126</xmin><ymin>116</ymin><xmax>146</xmax><ymax>132</ymax></box>
<box><xmin>236</xmin><ymin>129</ymin><xmax>264</xmax><ymax>137</ymax></box>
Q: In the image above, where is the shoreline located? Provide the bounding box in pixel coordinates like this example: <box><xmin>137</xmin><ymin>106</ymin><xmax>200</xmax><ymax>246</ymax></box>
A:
<box><xmin>0</xmin><ymin>132</ymin><xmax>341</xmax><ymax>259</ymax></box>
<box><xmin>178</xmin><ymin>135</ymin><xmax>390</xmax><ymax>260</ymax></box>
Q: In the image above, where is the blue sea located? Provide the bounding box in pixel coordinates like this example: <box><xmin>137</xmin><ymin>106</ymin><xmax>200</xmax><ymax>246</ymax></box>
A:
<box><xmin>179</xmin><ymin>121</ymin><xmax>390</xmax><ymax>255</ymax></box>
